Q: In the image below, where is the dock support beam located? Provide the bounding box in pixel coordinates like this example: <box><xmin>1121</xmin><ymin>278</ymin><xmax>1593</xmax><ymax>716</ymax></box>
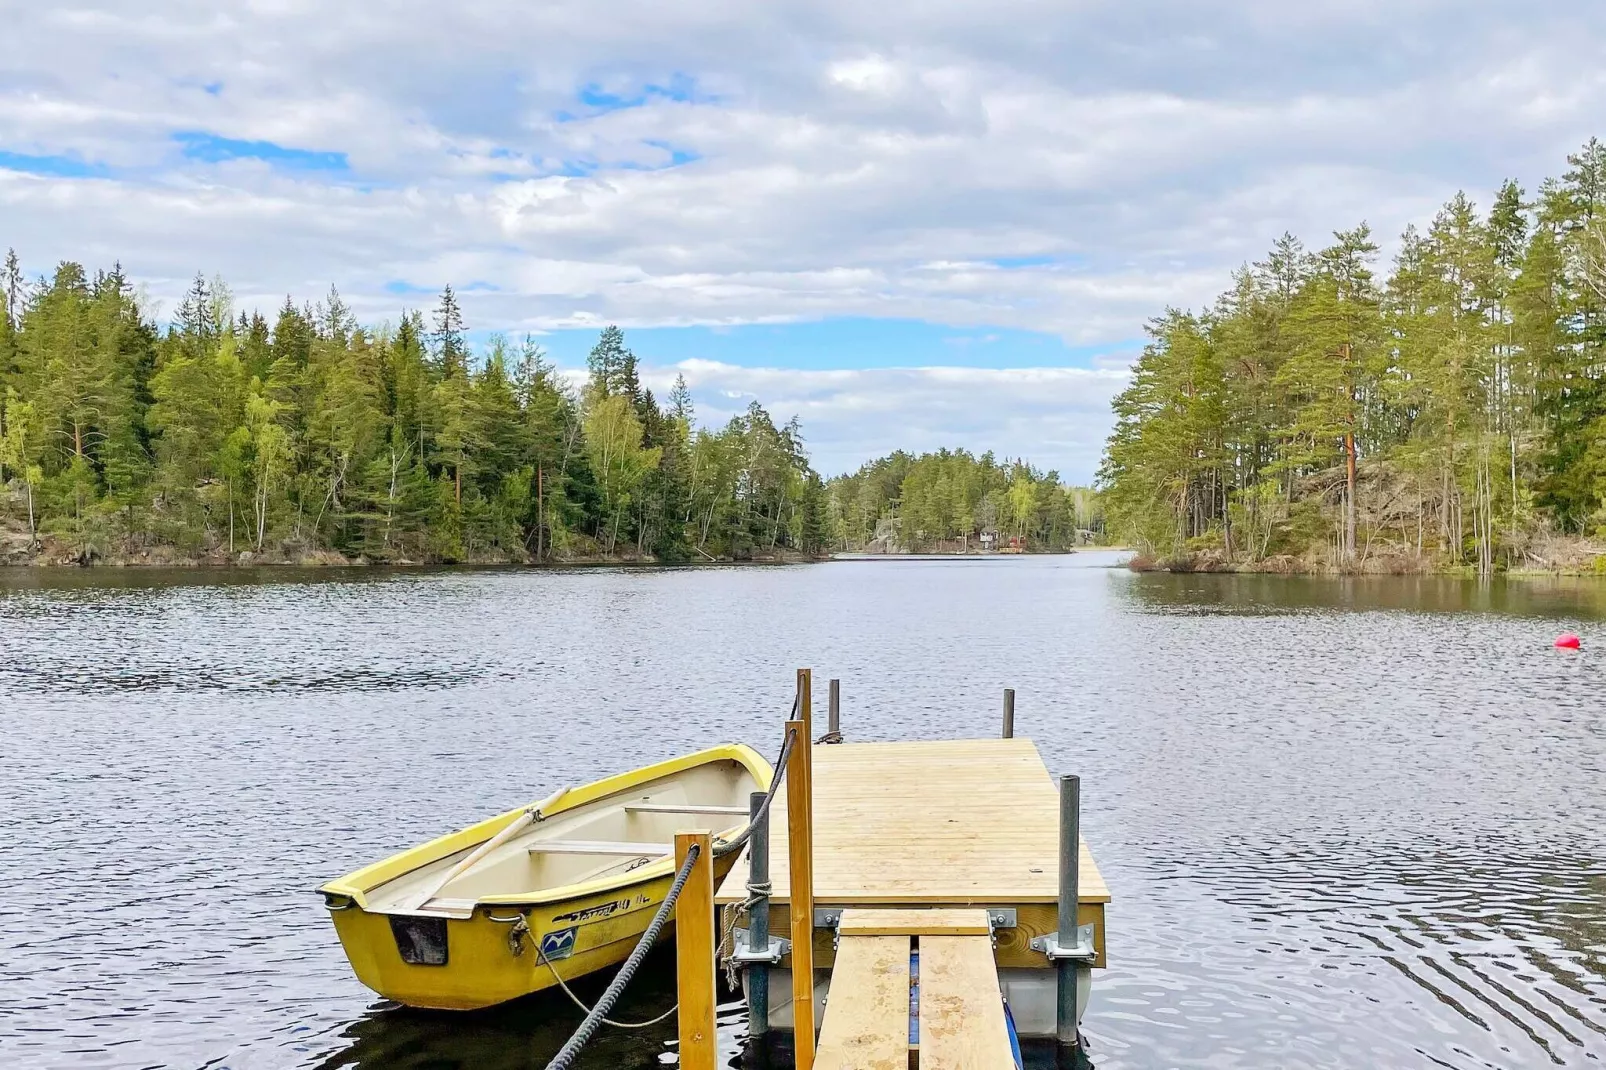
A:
<box><xmin>1056</xmin><ymin>774</ymin><xmax>1081</xmax><ymax>1061</ymax></box>
<box><xmin>827</xmin><ymin>678</ymin><xmax>841</xmax><ymax>740</ymax></box>
<box><xmin>675</xmin><ymin>830</ymin><xmax>717</xmax><ymax>1070</ymax></box>
<box><xmin>787</xmin><ymin>669</ymin><xmax>817</xmax><ymax>1070</ymax></box>
<box><xmin>745</xmin><ymin>789</ymin><xmax>772</xmax><ymax>1046</ymax></box>
<box><xmin>1002</xmin><ymin>688</ymin><xmax>1015</xmax><ymax>738</ymax></box>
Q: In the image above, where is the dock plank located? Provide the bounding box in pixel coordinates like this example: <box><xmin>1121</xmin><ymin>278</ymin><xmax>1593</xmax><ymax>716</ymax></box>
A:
<box><xmin>838</xmin><ymin>908</ymin><xmax>992</xmax><ymax>936</ymax></box>
<box><xmin>918</xmin><ymin>936</ymin><xmax>1015</xmax><ymax>1070</ymax></box>
<box><xmin>715</xmin><ymin>739</ymin><xmax>1109</xmax><ymax>906</ymax></box>
<box><xmin>814</xmin><ymin>935</ymin><xmax>911</xmax><ymax>1070</ymax></box>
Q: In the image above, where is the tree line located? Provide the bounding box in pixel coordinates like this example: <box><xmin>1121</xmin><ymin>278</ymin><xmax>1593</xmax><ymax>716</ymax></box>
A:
<box><xmin>0</xmin><ymin>263</ymin><xmax>825</xmax><ymax>563</ymax></box>
<box><xmin>1099</xmin><ymin>138</ymin><xmax>1606</xmax><ymax>574</ymax></box>
<box><xmin>0</xmin><ymin>258</ymin><xmax>1100</xmax><ymax>565</ymax></box>
<box><xmin>826</xmin><ymin>448</ymin><xmax>1102</xmax><ymax>552</ymax></box>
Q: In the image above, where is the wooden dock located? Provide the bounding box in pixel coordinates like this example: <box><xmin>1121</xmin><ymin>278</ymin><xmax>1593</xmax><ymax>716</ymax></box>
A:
<box><xmin>715</xmin><ymin>737</ymin><xmax>1109</xmax><ymax>1066</ymax></box>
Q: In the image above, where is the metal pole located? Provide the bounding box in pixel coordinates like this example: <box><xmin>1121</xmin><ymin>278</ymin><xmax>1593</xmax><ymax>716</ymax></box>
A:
<box><xmin>828</xmin><ymin>678</ymin><xmax>841</xmax><ymax>739</ymax></box>
<box><xmin>1002</xmin><ymin>688</ymin><xmax>1015</xmax><ymax>738</ymax></box>
<box><xmin>746</xmin><ymin>790</ymin><xmax>771</xmax><ymax>1044</ymax></box>
<box><xmin>1056</xmin><ymin>774</ymin><xmax>1081</xmax><ymax>1060</ymax></box>
<box><xmin>675</xmin><ymin>831</ymin><xmax>718</xmax><ymax>1070</ymax></box>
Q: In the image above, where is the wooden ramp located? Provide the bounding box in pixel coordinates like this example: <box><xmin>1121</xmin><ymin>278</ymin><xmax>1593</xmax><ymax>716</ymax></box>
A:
<box><xmin>816</xmin><ymin>909</ymin><xmax>1014</xmax><ymax>1070</ymax></box>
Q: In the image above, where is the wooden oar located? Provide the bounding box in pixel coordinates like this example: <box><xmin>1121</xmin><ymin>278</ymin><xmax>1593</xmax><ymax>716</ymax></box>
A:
<box><xmin>413</xmin><ymin>785</ymin><xmax>569</xmax><ymax>910</ymax></box>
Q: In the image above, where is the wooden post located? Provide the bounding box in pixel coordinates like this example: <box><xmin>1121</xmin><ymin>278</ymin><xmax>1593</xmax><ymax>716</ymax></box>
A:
<box><xmin>675</xmin><ymin>830</ymin><xmax>717</xmax><ymax>1070</ymax></box>
<box><xmin>828</xmin><ymin>678</ymin><xmax>841</xmax><ymax>739</ymax></box>
<box><xmin>786</xmin><ymin>669</ymin><xmax>816</xmax><ymax>1070</ymax></box>
<box><xmin>1002</xmin><ymin>688</ymin><xmax>1015</xmax><ymax>739</ymax></box>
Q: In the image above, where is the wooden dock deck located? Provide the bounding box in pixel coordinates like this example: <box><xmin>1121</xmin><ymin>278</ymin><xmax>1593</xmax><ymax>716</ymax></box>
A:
<box><xmin>715</xmin><ymin>737</ymin><xmax>1109</xmax><ymax>1062</ymax></box>
<box><xmin>716</xmin><ymin>738</ymin><xmax>1108</xmax><ymax>958</ymax></box>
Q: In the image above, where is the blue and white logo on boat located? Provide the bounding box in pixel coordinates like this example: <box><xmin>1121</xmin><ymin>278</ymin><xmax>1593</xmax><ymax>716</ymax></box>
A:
<box><xmin>540</xmin><ymin>926</ymin><xmax>578</xmax><ymax>962</ymax></box>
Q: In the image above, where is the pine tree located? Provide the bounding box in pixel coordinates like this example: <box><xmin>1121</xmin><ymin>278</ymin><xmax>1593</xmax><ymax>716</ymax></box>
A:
<box><xmin>668</xmin><ymin>374</ymin><xmax>694</xmax><ymax>423</ymax></box>
<box><xmin>2</xmin><ymin>248</ymin><xmax>21</xmax><ymax>329</ymax></box>
<box><xmin>0</xmin><ymin>249</ymin><xmax>21</xmax><ymax>381</ymax></box>
<box><xmin>586</xmin><ymin>325</ymin><xmax>630</xmax><ymax>396</ymax></box>
<box><xmin>432</xmin><ymin>285</ymin><xmax>467</xmax><ymax>375</ymax></box>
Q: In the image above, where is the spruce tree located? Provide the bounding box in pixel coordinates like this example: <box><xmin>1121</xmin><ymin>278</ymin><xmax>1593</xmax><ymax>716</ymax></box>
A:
<box><xmin>586</xmin><ymin>325</ymin><xmax>630</xmax><ymax>396</ymax></box>
<box><xmin>432</xmin><ymin>285</ymin><xmax>467</xmax><ymax>374</ymax></box>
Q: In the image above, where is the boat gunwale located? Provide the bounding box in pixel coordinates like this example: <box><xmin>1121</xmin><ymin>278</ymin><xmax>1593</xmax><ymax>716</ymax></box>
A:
<box><xmin>318</xmin><ymin>742</ymin><xmax>772</xmax><ymax>912</ymax></box>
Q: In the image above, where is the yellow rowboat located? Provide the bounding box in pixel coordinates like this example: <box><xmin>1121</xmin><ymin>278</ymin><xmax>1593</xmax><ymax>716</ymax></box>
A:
<box><xmin>318</xmin><ymin>744</ymin><xmax>771</xmax><ymax>1010</ymax></box>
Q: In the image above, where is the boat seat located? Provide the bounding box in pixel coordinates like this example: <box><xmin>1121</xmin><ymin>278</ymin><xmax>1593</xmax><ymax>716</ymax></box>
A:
<box><xmin>527</xmin><ymin>840</ymin><xmax>672</xmax><ymax>856</ymax></box>
<box><xmin>623</xmin><ymin>803</ymin><xmax>749</xmax><ymax>816</ymax></box>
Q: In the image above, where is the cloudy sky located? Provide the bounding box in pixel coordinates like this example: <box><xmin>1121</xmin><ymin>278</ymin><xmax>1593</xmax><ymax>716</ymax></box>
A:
<box><xmin>3</xmin><ymin>2</ymin><xmax>1604</xmax><ymax>478</ymax></box>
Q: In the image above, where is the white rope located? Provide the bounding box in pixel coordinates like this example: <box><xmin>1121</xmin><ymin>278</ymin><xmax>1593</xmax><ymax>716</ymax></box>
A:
<box><xmin>519</xmin><ymin>916</ymin><xmax>681</xmax><ymax>1030</ymax></box>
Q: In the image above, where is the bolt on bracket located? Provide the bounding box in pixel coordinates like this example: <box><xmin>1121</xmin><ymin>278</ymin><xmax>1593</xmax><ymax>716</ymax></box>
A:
<box><xmin>729</xmin><ymin>929</ymin><xmax>791</xmax><ymax>965</ymax></box>
<box><xmin>1031</xmin><ymin>922</ymin><xmax>1097</xmax><ymax>962</ymax></box>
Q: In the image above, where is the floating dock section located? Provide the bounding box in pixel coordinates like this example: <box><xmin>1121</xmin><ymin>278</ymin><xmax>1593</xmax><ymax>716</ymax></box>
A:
<box><xmin>715</xmin><ymin>737</ymin><xmax>1110</xmax><ymax>1062</ymax></box>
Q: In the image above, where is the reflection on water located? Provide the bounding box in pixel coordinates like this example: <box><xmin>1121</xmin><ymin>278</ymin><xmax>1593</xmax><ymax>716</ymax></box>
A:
<box><xmin>1</xmin><ymin>555</ymin><xmax>1603</xmax><ymax>1070</ymax></box>
<box><xmin>1124</xmin><ymin>570</ymin><xmax>1606</xmax><ymax>618</ymax></box>
<box><xmin>307</xmin><ymin>955</ymin><xmax>684</xmax><ymax>1070</ymax></box>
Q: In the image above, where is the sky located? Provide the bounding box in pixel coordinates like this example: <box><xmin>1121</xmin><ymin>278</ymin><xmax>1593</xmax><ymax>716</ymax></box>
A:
<box><xmin>2</xmin><ymin>3</ymin><xmax>1605</xmax><ymax>479</ymax></box>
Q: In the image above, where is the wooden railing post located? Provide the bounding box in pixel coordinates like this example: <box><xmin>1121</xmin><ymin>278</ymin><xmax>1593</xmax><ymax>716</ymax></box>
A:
<box><xmin>787</xmin><ymin>669</ymin><xmax>817</xmax><ymax>1070</ymax></box>
<box><xmin>675</xmin><ymin>830</ymin><xmax>717</xmax><ymax>1070</ymax></box>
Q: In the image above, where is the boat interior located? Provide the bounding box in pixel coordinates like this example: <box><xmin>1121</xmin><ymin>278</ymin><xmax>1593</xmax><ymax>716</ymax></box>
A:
<box><xmin>364</xmin><ymin>756</ymin><xmax>763</xmax><ymax>916</ymax></box>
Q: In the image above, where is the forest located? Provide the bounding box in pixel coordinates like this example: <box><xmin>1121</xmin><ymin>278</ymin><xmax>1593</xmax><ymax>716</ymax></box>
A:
<box><xmin>1099</xmin><ymin>139</ymin><xmax>1606</xmax><ymax>574</ymax></box>
<box><xmin>0</xmin><ymin>257</ymin><xmax>1094</xmax><ymax>565</ymax></box>
<box><xmin>827</xmin><ymin>449</ymin><xmax>1101</xmax><ymax>552</ymax></box>
<box><xmin>0</xmin><ymin>264</ymin><xmax>827</xmax><ymax>564</ymax></box>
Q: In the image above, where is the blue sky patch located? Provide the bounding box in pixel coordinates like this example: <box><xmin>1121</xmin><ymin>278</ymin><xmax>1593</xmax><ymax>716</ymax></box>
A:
<box><xmin>528</xmin><ymin>317</ymin><xmax>1133</xmax><ymax>371</ymax></box>
<box><xmin>988</xmin><ymin>255</ymin><xmax>1065</xmax><ymax>269</ymax></box>
<box><xmin>618</xmin><ymin>140</ymin><xmax>701</xmax><ymax>171</ymax></box>
<box><xmin>385</xmin><ymin>279</ymin><xmax>500</xmax><ymax>297</ymax></box>
<box><xmin>568</xmin><ymin>73</ymin><xmax>705</xmax><ymax>118</ymax></box>
<box><xmin>174</xmin><ymin>131</ymin><xmax>348</xmax><ymax>171</ymax></box>
<box><xmin>0</xmin><ymin>150</ymin><xmax>109</xmax><ymax>179</ymax></box>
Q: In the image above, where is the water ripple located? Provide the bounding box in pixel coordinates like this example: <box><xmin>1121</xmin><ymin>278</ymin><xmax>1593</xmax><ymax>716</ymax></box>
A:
<box><xmin>1</xmin><ymin>556</ymin><xmax>1603</xmax><ymax>1069</ymax></box>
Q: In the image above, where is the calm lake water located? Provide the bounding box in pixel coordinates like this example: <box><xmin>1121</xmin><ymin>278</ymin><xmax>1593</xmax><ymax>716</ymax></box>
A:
<box><xmin>2</xmin><ymin>553</ymin><xmax>1604</xmax><ymax>1070</ymax></box>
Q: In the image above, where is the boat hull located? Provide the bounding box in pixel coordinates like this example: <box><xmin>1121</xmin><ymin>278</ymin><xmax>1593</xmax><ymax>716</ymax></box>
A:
<box><xmin>328</xmin><ymin>859</ymin><xmax>738</xmax><ymax>1010</ymax></box>
<box><xmin>319</xmin><ymin>743</ymin><xmax>769</xmax><ymax>1011</ymax></box>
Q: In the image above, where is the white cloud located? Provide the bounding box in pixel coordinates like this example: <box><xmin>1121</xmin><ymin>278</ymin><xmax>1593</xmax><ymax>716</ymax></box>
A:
<box><xmin>637</xmin><ymin>359</ymin><xmax>1130</xmax><ymax>479</ymax></box>
<box><xmin>2</xmin><ymin>1</ymin><xmax>1602</xmax><ymax>332</ymax></box>
<box><xmin>1</xmin><ymin>1</ymin><xmax>1603</xmax><ymax>474</ymax></box>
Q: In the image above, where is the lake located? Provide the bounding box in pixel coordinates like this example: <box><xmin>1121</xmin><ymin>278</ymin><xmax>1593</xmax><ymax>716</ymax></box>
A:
<box><xmin>2</xmin><ymin>553</ymin><xmax>1603</xmax><ymax>1069</ymax></box>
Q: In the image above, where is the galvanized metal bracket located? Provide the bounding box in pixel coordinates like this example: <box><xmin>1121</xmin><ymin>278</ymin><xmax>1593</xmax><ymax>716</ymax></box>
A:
<box><xmin>813</xmin><ymin>907</ymin><xmax>1018</xmax><ymax>930</ymax></box>
<box><xmin>985</xmin><ymin>908</ymin><xmax>1017</xmax><ymax>930</ymax></box>
<box><xmin>1031</xmin><ymin>923</ymin><xmax>1097</xmax><ymax>961</ymax></box>
<box><xmin>729</xmin><ymin>929</ymin><xmax>791</xmax><ymax>965</ymax></box>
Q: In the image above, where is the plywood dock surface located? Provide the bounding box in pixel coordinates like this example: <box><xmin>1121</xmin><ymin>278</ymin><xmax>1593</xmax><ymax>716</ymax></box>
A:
<box><xmin>918</xmin><ymin>935</ymin><xmax>1016</xmax><ymax>1069</ymax></box>
<box><xmin>716</xmin><ymin>738</ymin><xmax>1109</xmax><ymax>906</ymax></box>
<box><xmin>812</xmin><ymin>935</ymin><xmax>910</xmax><ymax>1070</ymax></box>
<box><xmin>838</xmin><ymin>908</ymin><xmax>993</xmax><ymax>936</ymax></box>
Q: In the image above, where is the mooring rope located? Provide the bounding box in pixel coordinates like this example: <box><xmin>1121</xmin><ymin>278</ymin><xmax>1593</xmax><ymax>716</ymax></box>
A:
<box><xmin>541</xmin><ymin>701</ymin><xmax>802</xmax><ymax>1070</ymax></box>
<box><xmin>717</xmin><ymin>877</ymin><xmax>773</xmax><ymax>990</ymax></box>
<box><xmin>712</xmin><ymin>699</ymin><xmax>798</xmax><ymax>860</ymax></box>
<box><xmin>501</xmin><ymin>915</ymin><xmax>681</xmax><ymax>1029</ymax></box>
<box><xmin>543</xmin><ymin>841</ymin><xmax>701</xmax><ymax>1070</ymax></box>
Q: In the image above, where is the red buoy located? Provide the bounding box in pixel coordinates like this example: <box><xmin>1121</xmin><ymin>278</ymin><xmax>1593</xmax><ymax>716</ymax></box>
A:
<box><xmin>1555</xmin><ymin>632</ymin><xmax>1581</xmax><ymax>649</ymax></box>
